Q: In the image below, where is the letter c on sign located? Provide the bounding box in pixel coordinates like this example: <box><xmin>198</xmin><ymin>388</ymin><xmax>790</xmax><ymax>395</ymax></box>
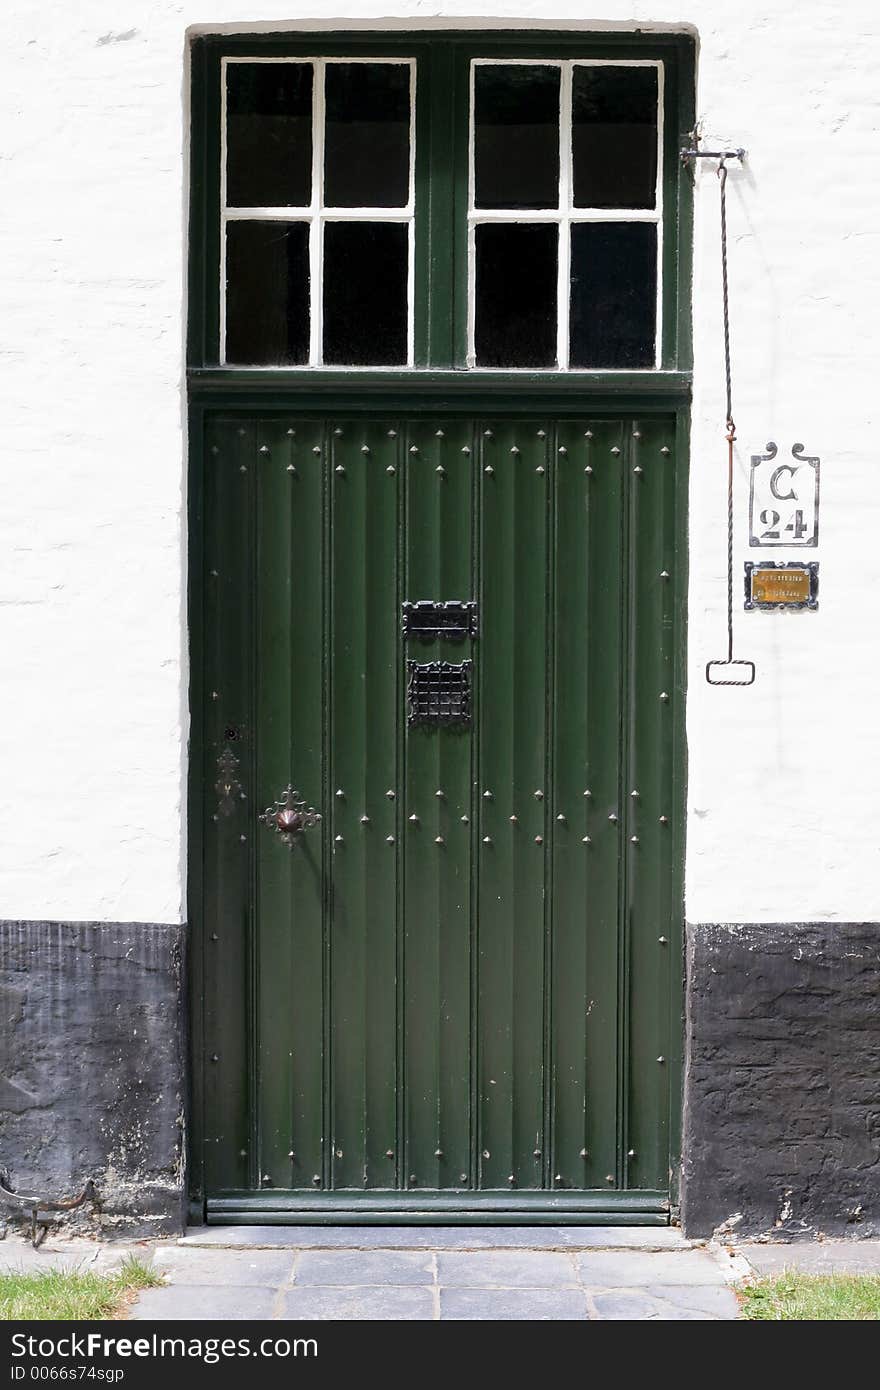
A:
<box><xmin>770</xmin><ymin>464</ymin><xmax>798</xmax><ymax>501</ymax></box>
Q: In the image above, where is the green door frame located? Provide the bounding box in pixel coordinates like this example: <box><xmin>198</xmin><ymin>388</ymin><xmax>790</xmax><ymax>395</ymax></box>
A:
<box><xmin>186</xmin><ymin>29</ymin><xmax>694</xmax><ymax>1225</ymax></box>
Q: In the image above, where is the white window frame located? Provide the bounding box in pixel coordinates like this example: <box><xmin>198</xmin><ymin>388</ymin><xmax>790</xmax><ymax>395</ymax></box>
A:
<box><xmin>220</xmin><ymin>55</ymin><xmax>417</xmax><ymax>368</ymax></box>
<box><xmin>467</xmin><ymin>58</ymin><xmax>664</xmax><ymax>371</ymax></box>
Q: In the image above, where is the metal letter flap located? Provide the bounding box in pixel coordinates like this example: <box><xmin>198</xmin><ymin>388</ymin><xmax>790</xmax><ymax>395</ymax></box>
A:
<box><xmin>402</xmin><ymin>601</ymin><xmax>478</xmax><ymax>642</ymax></box>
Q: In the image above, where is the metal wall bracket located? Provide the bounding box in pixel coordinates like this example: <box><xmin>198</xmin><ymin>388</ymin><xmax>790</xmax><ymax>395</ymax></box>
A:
<box><xmin>680</xmin><ymin>129</ymin><xmax>745</xmax><ymax>165</ymax></box>
<box><xmin>680</xmin><ymin>145</ymin><xmax>746</xmax><ymax>164</ymax></box>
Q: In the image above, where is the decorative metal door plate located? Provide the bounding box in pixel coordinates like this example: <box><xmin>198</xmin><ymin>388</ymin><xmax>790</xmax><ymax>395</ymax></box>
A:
<box><xmin>214</xmin><ymin>746</ymin><xmax>244</xmax><ymax>817</ymax></box>
<box><xmin>259</xmin><ymin>785</ymin><xmax>322</xmax><ymax>848</ymax></box>
<box><xmin>402</xmin><ymin>601</ymin><xmax>478</xmax><ymax>641</ymax></box>
<box><xmin>744</xmin><ymin>561</ymin><xmax>819</xmax><ymax>610</ymax></box>
<box><xmin>749</xmin><ymin>442</ymin><xmax>820</xmax><ymax>547</ymax></box>
<box><xmin>407</xmin><ymin>660</ymin><xmax>472</xmax><ymax>726</ymax></box>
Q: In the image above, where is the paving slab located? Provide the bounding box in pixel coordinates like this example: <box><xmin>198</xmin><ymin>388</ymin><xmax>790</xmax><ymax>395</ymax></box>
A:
<box><xmin>577</xmin><ymin>1249</ymin><xmax>727</xmax><ymax>1287</ymax></box>
<box><xmin>152</xmin><ymin>1246</ymin><xmax>294</xmax><ymax>1286</ymax></box>
<box><xmin>440</xmin><ymin>1289</ymin><xmax>588</xmax><ymax>1320</ymax></box>
<box><xmin>85</xmin><ymin>1245</ymin><xmax>158</xmax><ymax>1275</ymax></box>
<box><xmin>590</xmin><ymin>1285</ymin><xmax>739</xmax><ymax>1321</ymax></box>
<box><xmin>179</xmin><ymin>1224</ymin><xmax>693</xmax><ymax>1251</ymax></box>
<box><xmin>116</xmin><ymin>1226</ymin><xmax>747</xmax><ymax>1320</ymax></box>
<box><xmin>738</xmin><ymin>1238</ymin><xmax>880</xmax><ymax>1277</ymax></box>
<box><xmin>0</xmin><ymin>1247</ymin><xmax>99</xmax><ymax>1275</ymax></box>
<box><xmin>130</xmin><ymin>1285</ymin><xmax>277</xmax><ymax>1320</ymax></box>
<box><xmin>437</xmin><ymin>1251</ymin><xmax>577</xmax><ymax>1288</ymax></box>
<box><xmin>0</xmin><ymin>1237</ymin><xmax>154</xmax><ymax>1275</ymax></box>
<box><xmin>281</xmin><ymin>1287</ymin><xmax>435</xmax><ymax>1320</ymax></box>
<box><xmin>294</xmin><ymin>1249</ymin><xmax>434</xmax><ymax>1286</ymax></box>
<box><xmin>643</xmin><ymin>1284</ymin><xmax>741</xmax><ymax>1317</ymax></box>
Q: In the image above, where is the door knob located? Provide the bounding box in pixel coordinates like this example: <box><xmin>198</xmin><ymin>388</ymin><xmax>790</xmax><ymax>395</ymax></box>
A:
<box><xmin>259</xmin><ymin>785</ymin><xmax>321</xmax><ymax>849</ymax></box>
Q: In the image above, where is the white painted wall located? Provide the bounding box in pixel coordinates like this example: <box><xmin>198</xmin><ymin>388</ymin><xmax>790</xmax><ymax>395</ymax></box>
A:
<box><xmin>0</xmin><ymin>2</ymin><xmax>877</xmax><ymax>925</ymax></box>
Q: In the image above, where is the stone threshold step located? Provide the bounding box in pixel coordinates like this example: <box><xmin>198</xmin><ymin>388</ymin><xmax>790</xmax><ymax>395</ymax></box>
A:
<box><xmin>179</xmin><ymin>1225</ymin><xmax>703</xmax><ymax>1252</ymax></box>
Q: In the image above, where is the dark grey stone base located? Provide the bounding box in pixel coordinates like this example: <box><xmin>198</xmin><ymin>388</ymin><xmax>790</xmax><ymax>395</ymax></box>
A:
<box><xmin>682</xmin><ymin>921</ymin><xmax>880</xmax><ymax>1240</ymax></box>
<box><xmin>0</xmin><ymin>921</ymin><xmax>186</xmax><ymax>1237</ymax></box>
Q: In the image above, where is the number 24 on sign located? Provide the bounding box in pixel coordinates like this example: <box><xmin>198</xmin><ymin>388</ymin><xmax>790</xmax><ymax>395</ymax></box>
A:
<box><xmin>748</xmin><ymin>441</ymin><xmax>819</xmax><ymax>547</ymax></box>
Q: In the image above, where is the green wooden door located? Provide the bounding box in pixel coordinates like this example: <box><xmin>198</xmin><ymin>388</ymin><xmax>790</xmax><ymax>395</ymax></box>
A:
<box><xmin>197</xmin><ymin>407</ymin><xmax>681</xmax><ymax>1223</ymax></box>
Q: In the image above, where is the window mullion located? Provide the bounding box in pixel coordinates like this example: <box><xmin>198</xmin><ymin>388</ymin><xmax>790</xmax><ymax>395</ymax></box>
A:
<box><xmin>310</xmin><ymin>58</ymin><xmax>325</xmax><ymax>366</ymax></box>
<box><xmin>466</xmin><ymin>221</ymin><xmax>476</xmax><ymax>368</ymax></box>
<box><xmin>465</xmin><ymin>56</ymin><xmax>476</xmax><ymax>367</ymax></box>
<box><xmin>655</xmin><ymin>60</ymin><xmax>665</xmax><ymax>367</ymax></box>
<box><xmin>557</xmin><ymin>62</ymin><xmax>573</xmax><ymax>370</ymax></box>
<box><xmin>219</xmin><ymin>58</ymin><xmax>229</xmax><ymax>365</ymax></box>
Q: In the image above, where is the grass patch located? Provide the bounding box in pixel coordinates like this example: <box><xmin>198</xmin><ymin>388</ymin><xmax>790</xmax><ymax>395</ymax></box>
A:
<box><xmin>0</xmin><ymin>1256</ymin><xmax>163</xmax><ymax>1321</ymax></box>
<box><xmin>741</xmin><ymin>1272</ymin><xmax>880</xmax><ymax>1321</ymax></box>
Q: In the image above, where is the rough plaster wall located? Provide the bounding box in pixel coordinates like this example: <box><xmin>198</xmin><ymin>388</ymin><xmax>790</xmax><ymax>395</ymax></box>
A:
<box><xmin>0</xmin><ymin>3</ymin><xmax>877</xmax><ymax>924</ymax></box>
<box><xmin>682</xmin><ymin>922</ymin><xmax>880</xmax><ymax>1238</ymax></box>
<box><xmin>0</xmin><ymin>921</ymin><xmax>186</xmax><ymax>1234</ymax></box>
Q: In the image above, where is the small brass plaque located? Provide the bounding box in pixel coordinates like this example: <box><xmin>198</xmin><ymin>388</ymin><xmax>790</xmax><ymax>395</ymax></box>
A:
<box><xmin>744</xmin><ymin>562</ymin><xmax>818</xmax><ymax>611</ymax></box>
<box><xmin>753</xmin><ymin>569</ymin><xmax>809</xmax><ymax>603</ymax></box>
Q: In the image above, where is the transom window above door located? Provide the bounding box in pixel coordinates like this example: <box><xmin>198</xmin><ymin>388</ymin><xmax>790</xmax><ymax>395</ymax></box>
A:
<box><xmin>197</xmin><ymin>36</ymin><xmax>691</xmax><ymax>373</ymax></box>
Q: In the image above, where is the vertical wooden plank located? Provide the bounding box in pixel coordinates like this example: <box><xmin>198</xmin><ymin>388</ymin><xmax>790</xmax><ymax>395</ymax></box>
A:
<box><xmin>625</xmin><ymin>417</ymin><xmax>677</xmax><ymax>1191</ymax></box>
<box><xmin>187</xmin><ymin>405</ymin><xmax>207</xmax><ymax>1214</ymax></box>
<box><xmin>551</xmin><ymin>419</ymin><xmax>626</xmax><ymax>1191</ymax></box>
<box><xmin>329</xmin><ymin>420</ymin><xmax>399</xmax><ymax>1190</ymax></box>
<box><xmin>254</xmin><ymin>418</ymin><xmax>325</xmax><ymax>1190</ymax></box>
<box><xmin>477</xmin><ymin>420</ymin><xmax>549</xmax><ymax>1190</ymax></box>
<box><xmin>402</xmin><ymin>419</ymin><xmax>474</xmax><ymax>1190</ymax></box>
<box><xmin>667</xmin><ymin>404</ymin><xmax>689</xmax><ymax>1211</ymax></box>
<box><xmin>202</xmin><ymin>417</ymin><xmax>254</xmax><ymax>1193</ymax></box>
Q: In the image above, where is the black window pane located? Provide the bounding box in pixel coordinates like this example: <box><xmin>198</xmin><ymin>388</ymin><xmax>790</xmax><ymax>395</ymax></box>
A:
<box><xmin>323</xmin><ymin>222</ymin><xmax>407</xmax><ymax>365</ymax></box>
<box><xmin>324</xmin><ymin>64</ymin><xmax>411</xmax><ymax>208</ymax></box>
<box><xmin>570</xmin><ymin>223</ymin><xmax>656</xmax><ymax>368</ymax></box>
<box><xmin>226</xmin><ymin>63</ymin><xmax>313</xmax><ymax>208</ymax></box>
<box><xmin>572</xmin><ymin>66</ymin><xmax>658</xmax><ymax>209</ymax></box>
<box><xmin>226</xmin><ymin>221</ymin><xmax>310</xmax><ymax>365</ymax></box>
<box><xmin>475</xmin><ymin>224</ymin><xmax>557</xmax><ymax>367</ymax></box>
<box><xmin>474</xmin><ymin>65</ymin><xmax>560</xmax><ymax>209</ymax></box>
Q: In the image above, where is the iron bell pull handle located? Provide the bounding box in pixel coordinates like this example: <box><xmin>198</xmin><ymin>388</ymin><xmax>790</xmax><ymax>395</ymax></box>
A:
<box><xmin>259</xmin><ymin>785</ymin><xmax>322</xmax><ymax>849</ymax></box>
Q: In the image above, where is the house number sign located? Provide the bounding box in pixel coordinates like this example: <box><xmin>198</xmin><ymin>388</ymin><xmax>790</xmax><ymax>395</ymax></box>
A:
<box><xmin>749</xmin><ymin>442</ymin><xmax>820</xmax><ymax>547</ymax></box>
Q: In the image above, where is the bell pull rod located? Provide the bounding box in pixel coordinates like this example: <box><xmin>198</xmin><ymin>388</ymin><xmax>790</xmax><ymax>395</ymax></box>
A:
<box><xmin>682</xmin><ymin>143</ymin><xmax>756</xmax><ymax>686</ymax></box>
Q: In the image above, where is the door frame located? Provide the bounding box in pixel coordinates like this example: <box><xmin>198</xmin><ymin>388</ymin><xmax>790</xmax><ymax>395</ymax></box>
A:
<box><xmin>186</xmin><ymin>27</ymin><xmax>694</xmax><ymax>1224</ymax></box>
<box><xmin>186</xmin><ymin>376</ymin><xmax>690</xmax><ymax>1224</ymax></box>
